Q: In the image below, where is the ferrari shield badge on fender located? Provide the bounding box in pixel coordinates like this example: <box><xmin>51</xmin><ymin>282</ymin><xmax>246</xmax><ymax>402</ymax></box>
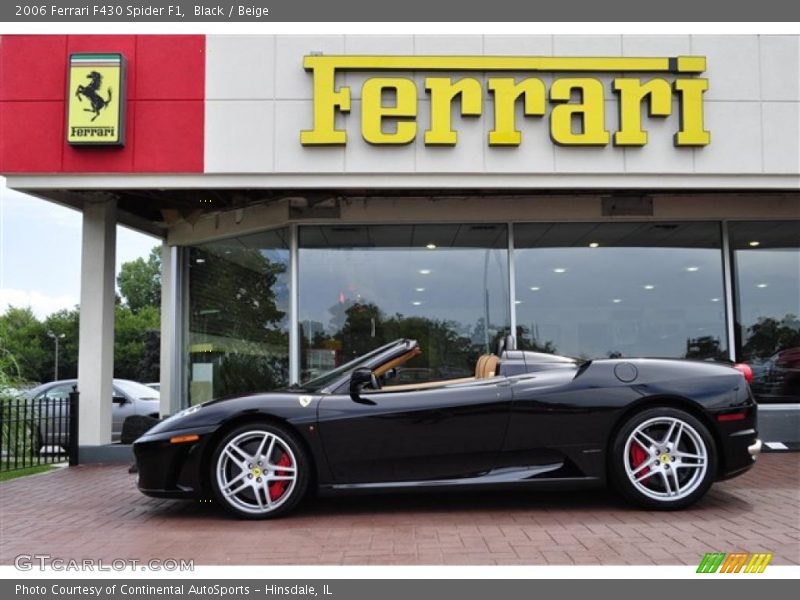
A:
<box><xmin>298</xmin><ymin>395</ymin><xmax>313</xmax><ymax>408</ymax></box>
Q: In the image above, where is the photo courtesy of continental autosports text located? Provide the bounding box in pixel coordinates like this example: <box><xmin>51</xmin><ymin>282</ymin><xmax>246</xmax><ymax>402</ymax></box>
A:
<box><xmin>15</xmin><ymin>584</ymin><xmax>330</xmax><ymax>596</ymax></box>
<box><xmin>0</xmin><ymin>0</ymin><xmax>799</xmax><ymax>596</ymax></box>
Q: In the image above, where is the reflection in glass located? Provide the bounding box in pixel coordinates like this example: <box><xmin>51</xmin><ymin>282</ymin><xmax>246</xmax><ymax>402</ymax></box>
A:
<box><xmin>513</xmin><ymin>222</ymin><xmax>728</xmax><ymax>360</ymax></box>
<box><xmin>187</xmin><ymin>229</ymin><xmax>290</xmax><ymax>404</ymax></box>
<box><xmin>298</xmin><ymin>225</ymin><xmax>510</xmax><ymax>383</ymax></box>
<box><xmin>730</xmin><ymin>221</ymin><xmax>800</xmax><ymax>403</ymax></box>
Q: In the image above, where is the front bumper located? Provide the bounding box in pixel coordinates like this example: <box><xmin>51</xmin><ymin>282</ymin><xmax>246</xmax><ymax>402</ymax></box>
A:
<box><xmin>133</xmin><ymin>425</ymin><xmax>217</xmax><ymax>499</ymax></box>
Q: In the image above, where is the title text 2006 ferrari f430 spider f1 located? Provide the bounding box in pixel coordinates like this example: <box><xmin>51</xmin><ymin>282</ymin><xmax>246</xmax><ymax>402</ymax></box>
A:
<box><xmin>134</xmin><ymin>338</ymin><xmax>761</xmax><ymax>518</ymax></box>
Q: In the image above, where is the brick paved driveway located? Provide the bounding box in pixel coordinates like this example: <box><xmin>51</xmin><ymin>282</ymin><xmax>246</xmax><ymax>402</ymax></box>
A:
<box><xmin>1</xmin><ymin>454</ymin><xmax>798</xmax><ymax>566</ymax></box>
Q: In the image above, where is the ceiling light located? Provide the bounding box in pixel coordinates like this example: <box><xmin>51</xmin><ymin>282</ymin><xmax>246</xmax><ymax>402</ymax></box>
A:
<box><xmin>415</xmin><ymin>287</ymin><xmax>425</xmax><ymax>292</ymax></box>
<box><xmin>426</xmin><ymin>243</ymin><xmax>437</xmax><ymax>249</ymax></box>
<box><xmin>553</xmin><ymin>268</ymin><xmax>567</xmax><ymax>273</ymax></box>
<box><xmin>643</xmin><ymin>284</ymin><xmax>655</xmax><ymax>290</ymax></box>
<box><xmin>419</xmin><ymin>269</ymin><xmax>431</xmax><ymax>275</ymax></box>
<box><xmin>612</xmin><ymin>298</ymin><xmax>622</xmax><ymax>303</ymax></box>
<box><xmin>749</xmin><ymin>241</ymin><xmax>760</xmax><ymax>247</ymax></box>
<box><xmin>195</xmin><ymin>258</ymin><xmax>206</xmax><ymax>264</ymax></box>
<box><xmin>514</xmin><ymin>300</ymin><xmax>522</xmax><ymax>305</ymax></box>
<box><xmin>711</xmin><ymin>298</ymin><xmax>720</xmax><ymax>302</ymax></box>
<box><xmin>756</xmin><ymin>283</ymin><xmax>768</xmax><ymax>288</ymax></box>
<box><xmin>529</xmin><ymin>286</ymin><xmax>541</xmax><ymax>291</ymax></box>
<box><xmin>686</xmin><ymin>266</ymin><xmax>700</xmax><ymax>272</ymax></box>
<box><xmin>411</xmin><ymin>301</ymin><xmax>422</xmax><ymax>306</ymax></box>
<box><xmin>589</xmin><ymin>242</ymin><xmax>599</xmax><ymax>248</ymax></box>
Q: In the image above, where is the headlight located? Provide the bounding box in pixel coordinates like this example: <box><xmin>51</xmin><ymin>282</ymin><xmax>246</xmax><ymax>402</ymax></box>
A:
<box><xmin>159</xmin><ymin>404</ymin><xmax>203</xmax><ymax>427</ymax></box>
<box><xmin>176</xmin><ymin>404</ymin><xmax>202</xmax><ymax>418</ymax></box>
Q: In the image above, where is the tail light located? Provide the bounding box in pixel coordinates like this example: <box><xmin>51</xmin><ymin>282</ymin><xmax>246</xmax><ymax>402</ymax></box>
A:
<box><xmin>734</xmin><ymin>363</ymin><xmax>753</xmax><ymax>383</ymax></box>
<box><xmin>717</xmin><ymin>411</ymin><xmax>747</xmax><ymax>422</ymax></box>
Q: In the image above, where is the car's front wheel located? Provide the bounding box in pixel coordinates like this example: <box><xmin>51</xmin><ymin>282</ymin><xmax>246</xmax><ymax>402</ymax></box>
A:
<box><xmin>610</xmin><ymin>407</ymin><xmax>717</xmax><ymax>510</ymax></box>
<box><xmin>209</xmin><ymin>422</ymin><xmax>308</xmax><ymax>519</ymax></box>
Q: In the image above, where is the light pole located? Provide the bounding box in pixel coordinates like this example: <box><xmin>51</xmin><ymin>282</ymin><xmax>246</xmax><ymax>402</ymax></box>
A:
<box><xmin>47</xmin><ymin>331</ymin><xmax>66</xmax><ymax>381</ymax></box>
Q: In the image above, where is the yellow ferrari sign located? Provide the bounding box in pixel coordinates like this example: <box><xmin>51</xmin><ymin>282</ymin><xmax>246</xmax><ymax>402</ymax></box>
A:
<box><xmin>301</xmin><ymin>55</ymin><xmax>710</xmax><ymax>148</ymax></box>
<box><xmin>66</xmin><ymin>53</ymin><xmax>126</xmax><ymax>145</ymax></box>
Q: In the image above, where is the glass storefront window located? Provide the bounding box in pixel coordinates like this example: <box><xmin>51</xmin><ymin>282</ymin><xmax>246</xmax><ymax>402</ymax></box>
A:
<box><xmin>179</xmin><ymin>218</ymin><xmax>799</xmax><ymax>406</ymax></box>
<box><xmin>730</xmin><ymin>221</ymin><xmax>800</xmax><ymax>403</ymax></box>
<box><xmin>513</xmin><ymin>222</ymin><xmax>728</xmax><ymax>360</ymax></box>
<box><xmin>187</xmin><ymin>229</ymin><xmax>290</xmax><ymax>404</ymax></box>
<box><xmin>298</xmin><ymin>224</ymin><xmax>510</xmax><ymax>383</ymax></box>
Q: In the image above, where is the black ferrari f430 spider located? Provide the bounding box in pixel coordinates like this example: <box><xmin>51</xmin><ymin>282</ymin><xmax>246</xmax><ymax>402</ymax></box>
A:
<box><xmin>134</xmin><ymin>338</ymin><xmax>761</xmax><ymax>518</ymax></box>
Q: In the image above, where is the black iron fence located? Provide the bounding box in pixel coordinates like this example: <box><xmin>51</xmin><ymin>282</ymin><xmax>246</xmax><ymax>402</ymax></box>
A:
<box><xmin>0</xmin><ymin>389</ymin><xmax>78</xmax><ymax>473</ymax></box>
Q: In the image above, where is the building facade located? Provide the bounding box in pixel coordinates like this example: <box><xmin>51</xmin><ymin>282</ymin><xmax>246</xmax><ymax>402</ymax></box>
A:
<box><xmin>1</xmin><ymin>34</ymin><xmax>798</xmax><ymax>448</ymax></box>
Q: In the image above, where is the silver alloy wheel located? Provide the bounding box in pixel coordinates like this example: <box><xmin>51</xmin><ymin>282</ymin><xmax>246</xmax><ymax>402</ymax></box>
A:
<box><xmin>216</xmin><ymin>430</ymin><xmax>298</xmax><ymax>515</ymax></box>
<box><xmin>623</xmin><ymin>416</ymin><xmax>708</xmax><ymax>502</ymax></box>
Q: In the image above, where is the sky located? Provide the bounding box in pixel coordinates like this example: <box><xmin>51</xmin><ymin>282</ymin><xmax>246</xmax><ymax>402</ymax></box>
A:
<box><xmin>0</xmin><ymin>176</ymin><xmax>159</xmax><ymax>319</ymax></box>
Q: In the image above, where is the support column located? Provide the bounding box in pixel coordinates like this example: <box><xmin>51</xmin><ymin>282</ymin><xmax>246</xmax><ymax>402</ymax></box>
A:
<box><xmin>507</xmin><ymin>222</ymin><xmax>517</xmax><ymax>346</ymax></box>
<box><xmin>77</xmin><ymin>200</ymin><xmax>116</xmax><ymax>446</ymax></box>
<box><xmin>721</xmin><ymin>221</ymin><xmax>737</xmax><ymax>362</ymax></box>
<box><xmin>289</xmin><ymin>224</ymin><xmax>300</xmax><ymax>385</ymax></box>
<box><xmin>159</xmin><ymin>242</ymin><xmax>183</xmax><ymax>416</ymax></box>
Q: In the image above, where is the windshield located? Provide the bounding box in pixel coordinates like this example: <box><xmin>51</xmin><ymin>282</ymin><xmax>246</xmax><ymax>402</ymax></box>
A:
<box><xmin>115</xmin><ymin>379</ymin><xmax>160</xmax><ymax>400</ymax></box>
<box><xmin>296</xmin><ymin>340</ymin><xmax>408</xmax><ymax>392</ymax></box>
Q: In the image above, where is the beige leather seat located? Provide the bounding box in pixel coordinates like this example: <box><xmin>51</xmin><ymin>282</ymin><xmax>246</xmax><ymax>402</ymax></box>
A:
<box><xmin>475</xmin><ymin>354</ymin><xmax>499</xmax><ymax>379</ymax></box>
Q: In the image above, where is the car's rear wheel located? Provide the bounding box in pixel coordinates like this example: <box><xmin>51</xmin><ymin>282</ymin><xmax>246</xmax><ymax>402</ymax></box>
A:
<box><xmin>610</xmin><ymin>407</ymin><xmax>716</xmax><ymax>510</ymax></box>
<box><xmin>209</xmin><ymin>422</ymin><xmax>308</xmax><ymax>519</ymax></box>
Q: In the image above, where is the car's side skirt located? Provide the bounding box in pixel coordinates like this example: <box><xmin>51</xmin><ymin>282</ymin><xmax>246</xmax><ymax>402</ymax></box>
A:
<box><xmin>318</xmin><ymin>464</ymin><xmax>603</xmax><ymax>495</ymax></box>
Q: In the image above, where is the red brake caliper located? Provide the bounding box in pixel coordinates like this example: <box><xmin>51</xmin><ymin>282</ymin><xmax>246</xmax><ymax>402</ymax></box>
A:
<box><xmin>630</xmin><ymin>444</ymin><xmax>650</xmax><ymax>484</ymax></box>
<box><xmin>268</xmin><ymin>453</ymin><xmax>292</xmax><ymax>500</ymax></box>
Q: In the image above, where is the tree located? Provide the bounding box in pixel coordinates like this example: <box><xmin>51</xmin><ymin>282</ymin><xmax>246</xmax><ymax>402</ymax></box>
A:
<box><xmin>115</xmin><ymin>246</ymin><xmax>162</xmax><ymax>381</ymax></box>
<box><xmin>0</xmin><ymin>307</ymin><xmax>49</xmax><ymax>383</ymax></box>
<box><xmin>336</xmin><ymin>301</ymin><xmax>383</xmax><ymax>361</ymax></box>
<box><xmin>140</xmin><ymin>329</ymin><xmax>161</xmax><ymax>383</ymax></box>
<box><xmin>0</xmin><ymin>306</ymin><xmax>80</xmax><ymax>383</ymax></box>
<box><xmin>743</xmin><ymin>314</ymin><xmax>800</xmax><ymax>360</ymax></box>
<box><xmin>117</xmin><ymin>246</ymin><xmax>161</xmax><ymax>313</ymax></box>
<box><xmin>115</xmin><ymin>304</ymin><xmax>160</xmax><ymax>381</ymax></box>
<box><xmin>43</xmin><ymin>308</ymin><xmax>80</xmax><ymax>379</ymax></box>
<box><xmin>315</xmin><ymin>300</ymin><xmax>479</xmax><ymax>380</ymax></box>
<box><xmin>188</xmin><ymin>245</ymin><xmax>288</xmax><ymax>397</ymax></box>
<box><xmin>0</xmin><ymin>244</ymin><xmax>163</xmax><ymax>384</ymax></box>
<box><xmin>515</xmin><ymin>324</ymin><xmax>559</xmax><ymax>355</ymax></box>
<box><xmin>189</xmin><ymin>246</ymin><xmax>286</xmax><ymax>343</ymax></box>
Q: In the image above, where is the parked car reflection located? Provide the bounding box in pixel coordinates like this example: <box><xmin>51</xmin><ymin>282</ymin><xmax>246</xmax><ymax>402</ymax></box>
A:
<box><xmin>750</xmin><ymin>347</ymin><xmax>800</xmax><ymax>404</ymax></box>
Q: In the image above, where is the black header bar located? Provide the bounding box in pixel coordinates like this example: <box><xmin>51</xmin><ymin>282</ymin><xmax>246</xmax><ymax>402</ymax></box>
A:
<box><xmin>3</xmin><ymin>0</ymin><xmax>800</xmax><ymax>22</ymax></box>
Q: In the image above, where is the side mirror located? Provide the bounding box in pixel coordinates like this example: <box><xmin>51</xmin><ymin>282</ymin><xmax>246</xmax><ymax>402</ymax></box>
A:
<box><xmin>112</xmin><ymin>395</ymin><xmax>127</xmax><ymax>405</ymax></box>
<box><xmin>349</xmin><ymin>368</ymin><xmax>377</xmax><ymax>405</ymax></box>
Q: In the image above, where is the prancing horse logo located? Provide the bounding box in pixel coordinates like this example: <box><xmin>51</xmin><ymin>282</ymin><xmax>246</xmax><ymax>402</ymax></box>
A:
<box><xmin>75</xmin><ymin>71</ymin><xmax>112</xmax><ymax>122</ymax></box>
<box><xmin>298</xmin><ymin>395</ymin><xmax>313</xmax><ymax>408</ymax></box>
